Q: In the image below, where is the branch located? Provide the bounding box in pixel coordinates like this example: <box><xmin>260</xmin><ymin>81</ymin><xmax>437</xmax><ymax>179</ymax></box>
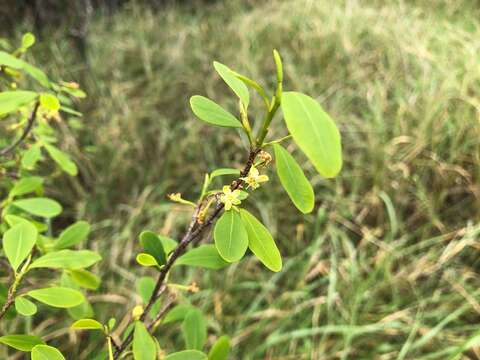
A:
<box><xmin>112</xmin><ymin>148</ymin><xmax>260</xmax><ymax>359</ymax></box>
<box><xmin>0</xmin><ymin>102</ymin><xmax>40</xmax><ymax>157</ymax></box>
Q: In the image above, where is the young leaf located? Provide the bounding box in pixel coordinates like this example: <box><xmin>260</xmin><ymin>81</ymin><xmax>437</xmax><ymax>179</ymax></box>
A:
<box><xmin>22</xmin><ymin>33</ymin><xmax>36</xmax><ymax>49</ymax></box>
<box><xmin>281</xmin><ymin>92</ymin><xmax>342</xmax><ymax>178</ymax></box>
<box><xmin>133</xmin><ymin>321</ymin><xmax>156</xmax><ymax>360</ymax></box>
<box><xmin>181</xmin><ymin>308</ymin><xmax>207</xmax><ymax>350</ymax></box>
<box><xmin>176</xmin><ymin>245</ymin><xmax>229</xmax><ymax>270</ymax></box>
<box><xmin>273</xmin><ymin>144</ymin><xmax>314</xmax><ymax>214</ymax></box>
<box><xmin>0</xmin><ymin>335</ymin><xmax>44</xmax><ymax>351</ymax></box>
<box><xmin>3</xmin><ymin>221</ymin><xmax>37</xmax><ymax>271</ymax></box>
<box><xmin>214</xmin><ymin>210</ymin><xmax>248</xmax><ymax>262</ymax></box>
<box><xmin>71</xmin><ymin>319</ymin><xmax>104</xmax><ymax>330</ymax></box>
<box><xmin>29</xmin><ymin>250</ymin><xmax>101</xmax><ymax>270</ymax></box>
<box><xmin>54</xmin><ymin>221</ymin><xmax>91</xmax><ymax>250</ymax></box>
<box><xmin>39</xmin><ymin>94</ymin><xmax>60</xmax><ymax>111</ymax></box>
<box><xmin>27</xmin><ymin>287</ymin><xmax>85</xmax><ymax>308</ymax></box>
<box><xmin>165</xmin><ymin>350</ymin><xmax>207</xmax><ymax>360</ymax></box>
<box><xmin>190</xmin><ymin>96</ymin><xmax>241</xmax><ymax>128</ymax></box>
<box><xmin>139</xmin><ymin>231</ymin><xmax>166</xmax><ymax>265</ymax></box>
<box><xmin>136</xmin><ymin>253</ymin><xmax>158</xmax><ymax>267</ymax></box>
<box><xmin>213</xmin><ymin>61</ymin><xmax>249</xmax><ymax>107</ymax></box>
<box><xmin>69</xmin><ymin>269</ymin><xmax>101</xmax><ymax>290</ymax></box>
<box><xmin>0</xmin><ymin>51</ymin><xmax>50</xmax><ymax>87</ymax></box>
<box><xmin>239</xmin><ymin>209</ymin><xmax>282</xmax><ymax>272</ymax></box>
<box><xmin>9</xmin><ymin>176</ymin><xmax>43</xmax><ymax>197</ymax></box>
<box><xmin>12</xmin><ymin>197</ymin><xmax>62</xmax><ymax>218</ymax></box>
<box><xmin>0</xmin><ymin>91</ymin><xmax>37</xmax><ymax>116</ymax></box>
<box><xmin>14</xmin><ymin>297</ymin><xmax>37</xmax><ymax>316</ymax></box>
<box><xmin>31</xmin><ymin>345</ymin><xmax>65</xmax><ymax>360</ymax></box>
<box><xmin>210</xmin><ymin>168</ymin><xmax>240</xmax><ymax>179</ymax></box>
<box><xmin>44</xmin><ymin>144</ymin><xmax>78</xmax><ymax>176</ymax></box>
<box><xmin>208</xmin><ymin>335</ymin><xmax>230</xmax><ymax>360</ymax></box>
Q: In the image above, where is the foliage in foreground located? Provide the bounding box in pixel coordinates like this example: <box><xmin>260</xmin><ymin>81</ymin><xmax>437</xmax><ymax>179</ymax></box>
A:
<box><xmin>0</xmin><ymin>32</ymin><xmax>342</xmax><ymax>358</ymax></box>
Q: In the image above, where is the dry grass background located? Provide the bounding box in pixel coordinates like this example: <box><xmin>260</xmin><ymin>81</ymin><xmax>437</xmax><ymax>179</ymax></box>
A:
<box><xmin>7</xmin><ymin>0</ymin><xmax>480</xmax><ymax>358</ymax></box>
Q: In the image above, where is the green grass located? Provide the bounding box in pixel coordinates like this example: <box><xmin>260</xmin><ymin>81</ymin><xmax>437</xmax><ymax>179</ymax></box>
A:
<box><xmin>11</xmin><ymin>0</ymin><xmax>480</xmax><ymax>358</ymax></box>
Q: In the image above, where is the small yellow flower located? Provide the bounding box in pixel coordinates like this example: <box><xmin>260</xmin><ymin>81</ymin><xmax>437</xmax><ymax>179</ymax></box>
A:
<box><xmin>241</xmin><ymin>166</ymin><xmax>269</xmax><ymax>190</ymax></box>
<box><xmin>220</xmin><ymin>185</ymin><xmax>242</xmax><ymax>210</ymax></box>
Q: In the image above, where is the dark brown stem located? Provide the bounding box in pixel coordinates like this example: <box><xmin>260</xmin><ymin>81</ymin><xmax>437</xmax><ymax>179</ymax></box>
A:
<box><xmin>112</xmin><ymin>148</ymin><xmax>260</xmax><ymax>359</ymax></box>
<box><xmin>0</xmin><ymin>102</ymin><xmax>40</xmax><ymax>157</ymax></box>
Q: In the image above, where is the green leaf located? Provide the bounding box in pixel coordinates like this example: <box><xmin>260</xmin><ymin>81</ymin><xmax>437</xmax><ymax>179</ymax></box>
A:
<box><xmin>2</xmin><ymin>221</ymin><xmax>37</xmax><ymax>271</ymax></box>
<box><xmin>163</xmin><ymin>304</ymin><xmax>193</xmax><ymax>324</ymax></box>
<box><xmin>165</xmin><ymin>350</ymin><xmax>207</xmax><ymax>360</ymax></box>
<box><xmin>71</xmin><ymin>319</ymin><xmax>104</xmax><ymax>330</ymax></box>
<box><xmin>182</xmin><ymin>308</ymin><xmax>207</xmax><ymax>350</ymax></box>
<box><xmin>281</xmin><ymin>92</ymin><xmax>342</xmax><ymax>178</ymax></box>
<box><xmin>210</xmin><ymin>168</ymin><xmax>240</xmax><ymax>179</ymax></box>
<box><xmin>44</xmin><ymin>144</ymin><xmax>78</xmax><ymax>176</ymax></box>
<box><xmin>0</xmin><ymin>51</ymin><xmax>24</xmax><ymax>68</ymax></box>
<box><xmin>60</xmin><ymin>273</ymin><xmax>94</xmax><ymax>320</ymax></box>
<box><xmin>21</xmin><ymin>145</ymin><xmax>42</xmax><ymax>169</ymax></box>
<box><xmin>159</xmin><ymin>236</ymin><xmax>177</xmax><ymax>254</ymax></box>
<box><xmin>133</xmin><ymin>321</ymin><xmax>156</xmax><ymax>360</ymax></box>
<box><xmin>190</xmin><ymin>96</ymin><xmax>241</xmax><ymax>128</ymax></box>
<box><xmin>140</xmin><ymin>231</ymin><xmax>166</xmax><ymax>266</ymax></box>
<box><xmin>12</xmin><ymin>197</ymin><xmax>62</xmax><ymax>218</ymax></box>
<box><xmin>136</xmin><ymin>277</ymin><xmax>161</xmax><ymax>316</ymax></box>
<box><xmin>30</xmin><ymin>250</ymin><xmax>101</xmax><ymax>270</ymax></box>
<box><xmin>31</xmin><ymin>345</ymin><xmax>65</xmax><ymax>360</ymax></box>
<box><xmin>208</xmin><ymin>335</ymin><xmax>230</xmax><ymax>360</ymax></box>
<box><xmin>239</xmin><ymin>209</ymin><xmax>282</xmax><ymax>272</ymax></box>
<box><xmin>213</xmin><ymin>61</ymin><xmax>249</xmax><ymax>107</ymax></box>
<box><xmin>0</xmin><ymin>51</ymin><xmax>49</xmax><ymax>87</ymax></box>
<box><xmin>0</xmin><ymin>335</ymin><xmax>44</xmax><ymax>351</ymax></box>
<box><xmin>176</xmin><ymin>245</ymin><xmax>229</xmax><ymax>270</ymax></box>
<box><xmin>27</xmin><ymin>287</ymin><xmax>85</xmax><ymax>308</ymax></box>
<box><xmin>136</xmin><ymin>253</ymin><xmax>158</xmax><ymax>267</ymax></box>
<box><xmin>9</xmin><ymin>176</ymin><xmax>43</xmax><ymax>197</ymax></box>
<box><xmin>54</xmin><ymin>221</ymin><xmax>91</xmax><ymax>250</ymax></box>
<box><xmin>273</xmin><ymin>144</ymin><xmax>314</xmax><ymax>214</ymax></box>
<box><xmin>69</xmin><ymin>269</ymin><xmax>101</xmax><ymax>290</ymax></box>
<box><xmin>22</xmin><ymin>33</ymin><xmax>36</xmax><ymax>49</ymax></box>
<box><xmin>14</xmin><ymin>297</ymin><xmax>37</xmax><ymax>316</ymax></box>
<box><xmin>4</xmin><ymin>214</ymin><xmax>47</xmax><ymax>232</ymax></box>
<box><xmin>39</xmin><ymin>93</ymin><xmax>60</xmax><ymax>111</ymax></box>
<box><xmin>0</xmin><ymin>91</ymin><xmax>37</xmax><ymax>116</ymax></box>
<box><xmin>214</xmin><ymin>210</ymin><xmax>248</xmax><ymax>262</ymax></box>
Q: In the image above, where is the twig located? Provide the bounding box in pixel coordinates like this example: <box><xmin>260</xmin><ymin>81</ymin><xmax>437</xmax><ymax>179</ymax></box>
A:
<box><xmin>0</xmin><ymin>102</ymin><xmax>40</xmax><ymax>157</ymax></box>
<box><xmin>112</xmin><ymin>148</ymin><xmax>260</xmax><ymax>359</ymax></box>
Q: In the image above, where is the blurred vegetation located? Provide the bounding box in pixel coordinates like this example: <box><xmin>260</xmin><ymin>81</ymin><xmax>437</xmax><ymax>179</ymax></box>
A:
<box><xmin>4</xmin><ymin>0</ymin><xmax>480</xmax><ymax>358</ymax></box>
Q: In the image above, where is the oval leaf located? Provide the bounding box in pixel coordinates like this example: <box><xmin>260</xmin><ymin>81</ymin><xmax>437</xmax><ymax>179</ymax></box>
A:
<box><xmin>54</xmin><ymin>221</ymin><xmax>91</xmax><ymax>250</ymax></box>
<box><xmin>210</xmin><ymin>168</ymin><xmax>240</xmax><ymax>179</ymax></box>
<box><xmin>3</xmin><ymin>221</ymin><xmax>37</xmax><ymax>271</ymax></box>
<box><xmin>214</xmin><ymin>210</ymin><xmax>248</xmax><ymax>262</ymax></box>
<box><xmin>240</xmin><ymin>209</ymin><xmax>282</xmax><ymax>272</ymax></box>
<box><xmin>9</xmin><ymin>176</ymin><xmax>43</xmax><ymax>197</ymax></box>
<box><xmin>190</xmin><ymin>96</ymin><xmax>241</xmax><ymax>128</ymax></box>
<box><xmin>139</xmin><ymin>231</ymin><xmax>166</xmax><ymax>265</ymax></box>
<box><xmin>176</xmin><ymin>245</ymin><xmax>229</xmax><ymax>270</ymax></box>
<box><xmin>71</xmin><ymin>318</ymin><xmax>104</xmax><ymax>330</ymax></box>
<box><xmin>273</xmin><ymin>144</ymin><xmax>314</xmax><ymax>214</ymax></box>
<box><xmin>182</xmin><ymin>308</ymin><xmax>207</xmax><ymax>350</ymax></box>
<box><xmin>70</xmin><ymin>269</ymin><xmax>101</xmax><ymax>290</ymax></box>
<box><xmin>12</xmin><ymin>197</ymin><xmax>62</xmax><ymax>218</ymax></box>
<box><xmin>39</xmin><ymin>93</ymin><xmax>60</xmax><ymax>111</ymax></box>
<box><xmin>0</xmin><ymin>335</ymin><xmax>44</xmax><ymax>351</ymax></box>
<box><xmin>133</xmin><ymin>321</ymin><xmax>156</xmax><ymax>360</ymax></box>
<box><xmin>136</xmin><ymin>253</ymin><xmax>158</xmax><ymax>267</ymax></box>
<box><xmin>159</xmin><ymin>236</ymin><xmax>178</xmax><ymax>254</ymax></box>
<box><xmin>281</xmin><ymin>92</ymin><xmax>342</xmax><ymax>178</ymax></box>
<box><xmin>0</xmin><ymin>91</ymin><xmax>37</xmax><ymax>116</ymax></box>
<box><xmin>44</xmin><ymin>144</ymin><xmax>78</xmax><ymax>176</ymax></box>
<box><xmin>208</xmin><ymin>335</ymin><xmax>230</xmax><ymax>360</ymax></box>
<box><xmin>15</xmin><ymin>297</ymin><xmax>37</xmax><ymax>316</ymax></box>
<box><xmin>31</xmin><ymin>345</ymin><xmax>65</xmax><ymax>360</ymax></box>
<box><xmin>21</xmin><ymin>145</ymin><xmax>42</xmax><ymax>169</ymax></box>
<box><xmin>165</xmin><ymin>350</ymin><xmax>207</xmax><ymax>360</ymax></box>
<box><xmin>30</xmin><ymin>250</ymin><xmax>101</xmax><ymax>270</ymax></box>
<box><xmin>27</xmin><ymin>287</ymin><xmax>85</xmax><ymax>308</ymax></box>
<box><xmin>213</xmin><ymin>61</ymin><xmax>249</xmax><ymax>107</ymax></box>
